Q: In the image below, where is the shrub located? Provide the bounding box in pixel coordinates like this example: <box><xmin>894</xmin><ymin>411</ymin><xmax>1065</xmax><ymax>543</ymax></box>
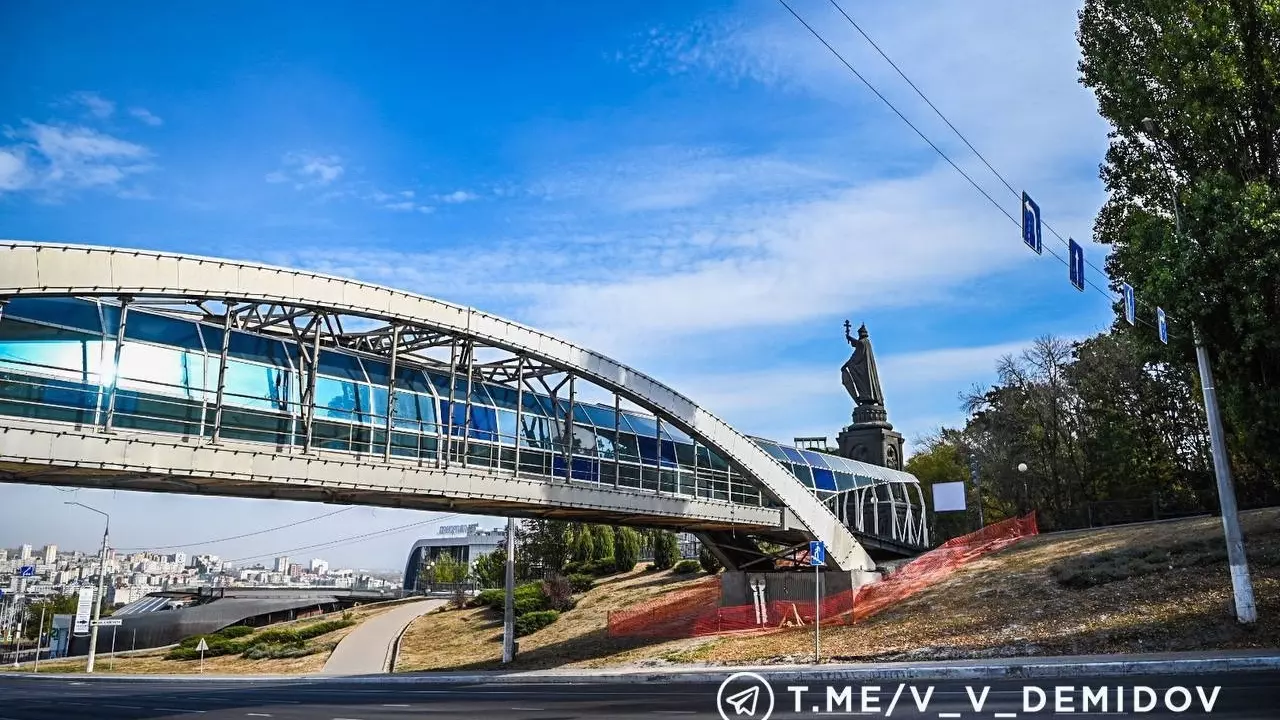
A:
<box><xmin>566</xmin><ymin>573</ymin><xmax>595</xmax><ymax>593</ymax></box>
<box><xmin>672</xmin><ymin>559</ymin><xmax>701</xmax><ymax>575</ymax></box>
<box><xmin>514</xmin><ymin>610</ymin><xmax>559</xmax><ymax>637</ymax></box>
<box><xmin>242</xmin><ymin>642</ymin><xmax>321</xmax><ymax>660</ymax></box>
<box><xmin>698</xmin><ymin>546</ymin><xmax>723</xmax><ymax>574</ymax></box>
<box><xmin>653</xmin><ymin>531</ymin><xmax>680</xmax><ymax>570</ymax></box>
<box><xmin>217</xmin><ymin>625</ymin><xmax>254</xmax><ymax>639</ymax></box>
<box><xmin>255</xmin><ymin>628</ymin><xmax>303</xmax><ymax>645</ymax></box>
<box><xmin>295</xmin><ymin>619</ymin><xmax>354</xmax><ymax>640</ymax></box>
<box><xmin>452</xmin><ymin>584</ymin><xmax>469</xmax><ymax>610</ymax></box>
<box><xmin>592</xmin><ymin>524</ymin><xmax>615</xmax><ymax>561</ymax></box>
<box><xmin>613</xmin><ymin>527</ymin><xmax>641</xmax><ymax>573</ymax></box>
<box><xmin>542</xmin><ymin>574</ymin><xmax>574</xmax><ymax>612</ymax></box>
<box><xmin>514</xmin><ymin>595</ymin><xmax>548</xmax><ymax>615</ymax></box>
<box><xmin>475</xmin><ymin>588</ymin><xmax>505</xmax><ymax>609</ymax></box>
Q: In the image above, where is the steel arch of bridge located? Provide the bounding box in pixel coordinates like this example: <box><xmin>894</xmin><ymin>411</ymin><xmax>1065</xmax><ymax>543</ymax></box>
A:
<box><xmin>0</xmin><ymin>241</ymin><xmax>879</xmax><ymax>572</ymax></box>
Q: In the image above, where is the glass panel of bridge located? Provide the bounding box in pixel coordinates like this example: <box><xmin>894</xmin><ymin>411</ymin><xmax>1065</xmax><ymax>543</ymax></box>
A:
<box><xmin>485</xmin><ymin>383</ymin><xmax>520</xmax><ymax>410</ymax></box>
<box><xmin>0</xmin><ymin>320</ymin><xmax>102</xmax><ymax>378</ymax></box>
<box><xmin>811</xmin><ymin>467</ymin><xmax>838</xmax><ymax>492</ymax></box>
<box><xmin>117</xmin><ymin>343</ymin><xmax>204</xmax><ymax>400</ymax></box>
<box><xmin>580</xmin><ymin>404</ymin><xmax>616</xmax><ymax>428</ymax></box>
<box><xmin>612</xmin><ymin>429</ymin><xmax>640</xmax><ymax>462</ymax></box>
<box><xmin>754</xmin><ymin>440</ymin><xmax>790</xmax><ymax>463</ymax></box>
<box><xmin>636</xmin><ymin>435</ymin><xmax>659</xmax><ymax>464</ymax></box>
<box><xmin>571</xmin><ymin>403</ymin><xmax>595</xmax><ymax>425</ymax></box>
<box><xmin>496</xmin><ymin>408</ymin><xmax>517</xmax><ymax>444</ymax></box>
<box><xmin>623</xmin><ymin>412</ymin><xmax>658</xmax><ymax>438</ymax></box>
<box><xmin>125</xmin><ymin>311</ymin><xmax>204</xmax><ymax>352</ymax></box>
<box><xmin>318</xmin><ymin>350</ymin><xmax>367</xmax><ymax>382</ymax></box>
<box><xmin>6</xmin><ymin>297</ymin><xmax>104</xmax><ymax>335</ymax></box>
<box><xmin>833</xmin><ymin>471</ymin><xmax>858</xmax><ymax>491</ymax></box>
<box><xmin>664</xmin><ymin>422</ymin><xmax>694</xmax><ymax>444</ymax></box>
<box><xmin>470</xmin><ymin>405</ymin><xmax>499</xmax><ymax>442</ymax></box>
<box><xmin>316</xmin><ymin>376</ymin><xmax>366</xmax><ymax>422</ymax></box>
<box><xmin>222</xmin><ymin>359</ymin><xmax>286</xmax><ymax>412</ymax></box>
<box><xmin>519</xmin><ymin>414</ymin><xmax>552</xmax><ymax>449</ymax></box>
<box><xmin>799</xmin><ymin>449</ymin><xmax>833</xmax><ymax>470</ymax></box>
<box><xmin>778</xmin><ymin>445</ymin><xmax>807</xmax><ymax>465</ymax></box>
<box><xmin>788</xmin><ymin>463</ymin><xmax>815</xmax><ymax>487</ymax></box>
<box><xmin>696</xmin><ymin>445</ymin><xmax>729</xmax><ymax>471</ymax></box>
<box><xmin>521</xmin><ymin>391</ymin><xmax>552</xmax><ymax>417</ymax></box>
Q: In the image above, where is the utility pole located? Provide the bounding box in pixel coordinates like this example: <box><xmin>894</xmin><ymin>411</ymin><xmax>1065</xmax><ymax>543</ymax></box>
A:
<box><xmin>32</xmin><ymin>606</ymin><xmax>44</xmax><ymax>673</ymax></box>
<box><xmin>65</xmin><ymin>502</ymin><xmax>111</xmax><ymax>670</ymax></box>
<box><xmin>1142</xmin><ymin>118</ymin><xmax>1257</xmax><ymax>624</ymax></box>
<box><xmin>501</xmin><ymin>517</ymin><xmax>517</xmax><ymax>663</ymax></box>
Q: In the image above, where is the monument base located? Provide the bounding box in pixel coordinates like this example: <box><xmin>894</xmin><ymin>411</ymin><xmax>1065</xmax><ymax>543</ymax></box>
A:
<box><xmin>837</xmin><ymin>423</ymin><xmax>906</xmax><ymax>471</ymax></box>
<box><xmin>719</xmin><ymin>568</ymin><xmax>880</xmax><ymax>607</ymax></box>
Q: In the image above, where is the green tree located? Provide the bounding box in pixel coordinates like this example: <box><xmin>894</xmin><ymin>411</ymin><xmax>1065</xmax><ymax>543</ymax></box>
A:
<box><xmin>591</xmin><ymin>524</ymin><xmax>615</xmax><ymax>561</ymax></box>
<box><xmin>905</xmin><ymin>429</ymin><xmax>972</xmax><ymax>543</ymax></box>
<box><xmin>472</xmin><ymin>548</ymin><xmax>506</xmax><ymax>589</ymax></box>
<box><xmin>22</xmin><ymin>593</ymin><xmax>78</xmax><ymax>640</ymax></box>
<box><xmin>1078</xmin><ymin>0</ymin><xmax>1280</xmax><ymax>503</ymax></box>
<box><xmin>517</xmin><ymin>519</ymin><xmax>572</xmax><ymax>577</ymax></box>
<box><xmin>612</xmin><ymin>526</ymin><xmax>641</xmax><ymax>573</ymax></box>
<box><xmin>653</xmin><ymin>531</ymin><xmax>679</xmax><ymax>570</ymax></box>
<box><xmin>570</xmin><ymin>524</ymin><xmax>595</xmax><ymax>563</ymax></box>
<box><xmin>429</xmin><ymin>553</ymin><xmax>468</xmax><ymax>584</ymax></box>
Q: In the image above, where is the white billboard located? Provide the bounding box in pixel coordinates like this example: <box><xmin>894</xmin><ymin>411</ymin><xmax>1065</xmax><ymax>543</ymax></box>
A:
<box><xmin>73</xmin><ymin>587</ymin><xmax>95</xmax><ymax>636</ymax></box>
<box><xmin>932</xmin><ymin>481</ymin><xmax>967</xmax><ymax>513</ymax></box>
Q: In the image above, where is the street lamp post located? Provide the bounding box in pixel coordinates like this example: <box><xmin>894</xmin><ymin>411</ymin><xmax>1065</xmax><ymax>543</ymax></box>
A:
<box><xmin>64</xmin><ymin>502</ymin><xmax>110</xmax><ymax>671</ymax></box>
<box><xmin>1017</xmin><ymin>462</ymin><xmax>1029</xmax><ymax>513</ymax></box>
<box><xmin>1140</xmin><ymin>119</ymin><xmax>1257</xmax><ymax>625</ymax></box>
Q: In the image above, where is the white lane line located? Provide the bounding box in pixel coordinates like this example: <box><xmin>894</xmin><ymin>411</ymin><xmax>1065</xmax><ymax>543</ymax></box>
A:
<box><xmin>246</xmin><ymin>714</ymin><xmax>272</xmax><ymax>718</ymax></box>
<box><xmin>382</xmin><ymin>705</ymin><xmax>410</xmax><ymax>708</ymax></box>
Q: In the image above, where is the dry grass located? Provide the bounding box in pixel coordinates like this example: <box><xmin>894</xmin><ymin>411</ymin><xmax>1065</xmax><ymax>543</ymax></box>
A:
<box><xmin>397</xmin><ymin>509</ymin><xmax>1280</xmax><ymax>671</ymax></box>
<box><xmin>35</xmin><ymin>597</ymin><xmax>416</xmax><ymax>675</ymax></box>
<box><xmin>395</xmin><ymin>566</ymin><xmax>714</xmax><ymax>672</ymax></box>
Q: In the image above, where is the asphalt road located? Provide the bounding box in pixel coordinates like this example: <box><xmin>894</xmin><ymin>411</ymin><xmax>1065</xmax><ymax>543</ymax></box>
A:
<box><xmin>0</xmin><ymin>671</ymin><xmax>1276</xmax><ymax>719</ymax></box>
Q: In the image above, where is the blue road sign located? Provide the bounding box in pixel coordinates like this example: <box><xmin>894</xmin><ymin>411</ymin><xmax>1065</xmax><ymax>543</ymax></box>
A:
<box><xmin>1021</xmin><ymin>192</ymin><xmax>1042</xmax><ymax>255</ymax></box>
<box><xmin>809</xmin><ymin>541</ymin><xmax>826</xmax><ymax>566</ymax></box>
<box><xmin>1068</xmin><ymin>238</ymin><xmax>1085</xmax><ymax>292</ymax></box>
<box><xmin>1123</xmin><ymin>283</ymin><xmax>1136</xmax><ymax>325</ymax></box>
<box><xmin>18</xmin><ymin>565</ymin><xmax>35</xmax><ymax>577</ymax></box>
<box><xmin>1157</xmin><ymin>307</ymin><xmax>1168</xmax><ymax>344</ymax></box>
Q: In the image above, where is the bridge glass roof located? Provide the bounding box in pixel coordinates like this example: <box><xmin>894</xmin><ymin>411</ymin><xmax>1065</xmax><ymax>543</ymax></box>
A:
<box><xmin>0</xmin><ymin>297</ymin><xmax>918</xmax><ymax>509</ymax></box>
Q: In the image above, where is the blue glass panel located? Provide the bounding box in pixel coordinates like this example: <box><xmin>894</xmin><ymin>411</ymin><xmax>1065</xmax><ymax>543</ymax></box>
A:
<box><xmin>425</xmin><ymin>370</ymin><xmax>452</xmax><ymax>398</ymax></box>
<box><xmin>623</xmin><ymin>413</ymin><xmax>658</xmax><ymax>437</ymax></box>
<box><xmin>659</xmin><ymin>439</ymin><xmax>678</xmax><ymax>465</ymax></box>
<box><xmin>318</xmin><ymin>350</ymin><xmax>366</xmax><ymax>381</ymax></box>
<box><xmin>468</xmin><ymin>382</ymin><xmax>494</xmax><ymax>408</ymax></box>
<box><xmin>779</xmin><ymin>445</ymin><xmax>807</xmax><ymax>464</ymax></box>
<box><xmin>222</xmin><ymin>360</ymin><xmax>286</xmax><ymax>412</ymax></box>
<box><xmin>580</xmin><ymin>404</ymin><xmax>616</xmax><ymax>428</ymax></box>
<box><xmin>636</xmin><ymin>436</ymin><xmax>659</xmax><ymax>463</ymax></box>
<box><xmin>117</xmin><ymin>343</ymin><xmax>201</xmax><ymax>398</ymax></box>
<box><xmin>571</xmin><ymin>424</ymin><xmax>596</xmax><ymax>455</ymax></box>
<box><xmin>799</xmin><ymin>450</ymin><xmax>833</xmax><ymax>470</ymax></box>
<box><xmin>199</xmin><ymin>326</ymin><xmax>296</xmax><ymax>367</ymax></box>
<box><xmin>522</xmin><ymin>392</ymin><xmax>551</xmax><ymax>416</ymax></box>
<box><xmin>469</xmin><ymin>406</ymin><xmax>498</xmax><ymax>442</ymax></box>
<box><xmin>612</xmin><ymin>431</ymin><xmax>640</xmax><ymax>461</ymax></box>
<box><xmin>396</xmin><ymin>368</ymin><xmax>432</xmax><ymax>395</ymax></box>
<box><xmin>571</xmin><ymin>403</ymin><xmax>595</xmax><ymax>426</ymax></box>
<box><xmin>5</xmin><ymin>297</ymin><xmax>103</xmax><ymax>334</ymax></box>
<box><xmin>316</xmin><ymin>377</ymin><xmax>368</xmax><ymax>422</ymax></box>
<box><xmin>664</xmin><ymin>422</ymin><xmax>693</xmax><ymax>444</ymax></box>
<box><xmin>125</xmin><ymin>312</ymin><xmax>204</xmax><ymax>351</ymax></box>
<box><xmin>496</xmin><ymin>409</ymin><xmax>517</xmax><ymax>443</ymax></box>
<box><xmin>0</xmin><ymin>320</ymin><xmax>100</xmax><ymax>376</ymax></box>
<box><xmin>811</xmin><ymin>467</ymin><xmax>838</xmax><ymax>491</ymax></box>
<box><xmin>697</xmin><ymin>445</ymin><xmax>729</xmax><ymax>471</ymax></box>
<box><xmin>594</xmin><ymin>430</ymin><xmax>616</xmax><ymax>459</ymax></box>
<box><xmin>486</xmin><ymin>384</ymin><xmax>520</xmax><ymax>410</ymax></box>
<box><xmin>440</xmin><ymin>400</ymin><xmax>466</xmax><ymax>436</ymax></box>
<box><xmin>673</xmin><ymin>442</ymin><xmax>696</xmax><ymax>466</ymax></box>
<box><xmin>392</xmin><ymin>391</ymin><xmax>424</xmax><ymax>430</ymax></box>
<box><xmin>519</xmin><ymin>415</ymin><xmax>551</xmax><ymax>448</ymax></box>
<box><xmin>833</xmin><ymin>471</ymin><xmax>857</xmax><ymax>491</ymax></box>
<box><xmin>756</xmin><ymin>441</ymin><xmax>790</xmax><ymax>462</ymax></box>
<box><xmin>363</xmin><ymin>358</ymin><xmax>392</xmax><ymax>387</ymax></box>
<box><xmin>788</xmin><ymin>463</ymin><xmax>815</xmax><ymax>487</ymax></box>
<box><xmin>570</xmin><ymin>457</ymin><xmax>598</xmax><ymax>482</ymax></box>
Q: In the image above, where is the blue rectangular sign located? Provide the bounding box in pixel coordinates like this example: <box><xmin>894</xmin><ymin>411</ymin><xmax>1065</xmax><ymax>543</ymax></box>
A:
<box><xmin>18</xmin><ymin>565</ymin><xmax>35</xmax><ymax>577</ymax></box>
<box><xmin>1157</xmin><ymin>307</ymin><xmax>1168</xmax><ymax>344</ymax></box>
<box><xmin>1021</xmin><ymin>192</ymin><xmax>1042</xmax><ymax>255</ymax></box>
<box><xmin>809</xmin><ymin>540</ymin><xmax>825</xmax><ymax>566</ymax></box>
<box><xmin>1068</xmin><ymin>238</ymin><xmax>1085</xmax><ymax>292</ymax></box>
<box><xmin>1122</xmin><ymin>283</ymin><xmax>1136</xmax><ymax>325</ymax></box>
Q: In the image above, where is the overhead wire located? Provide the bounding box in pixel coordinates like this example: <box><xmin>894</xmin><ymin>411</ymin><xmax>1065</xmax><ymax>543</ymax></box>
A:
<box><xmin>223</xmin><ymin>512</ymin><xmax>468</xmax><ymax>565</ymax></box>
<box><xmin>116</xmin><ymin>506</ymin><xmax>356</xmax><ymax>552</ymax></box>
<box><xmin>782</xmin><ymin>0</ymin><xmax>1174</xmax><ymax>336</ymax></box>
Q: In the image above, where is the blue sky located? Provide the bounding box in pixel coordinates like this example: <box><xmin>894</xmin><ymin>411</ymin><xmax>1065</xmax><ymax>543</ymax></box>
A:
<box><xmin>1</xmin><ymin>1</ymin><xmax>1116</xmax><ymax>570</ymax></box>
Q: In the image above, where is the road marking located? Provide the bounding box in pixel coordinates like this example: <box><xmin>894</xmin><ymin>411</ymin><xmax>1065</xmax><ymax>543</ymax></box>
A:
<box><xmin>382</xmin><ymin>704</ymin><xmax>411</xmax><ymax>708</ymax></box>
<box><xmin>246</xmin><ymin>714</ymin><xmax>272</xmax><ymax>718</ymax></box>
<box><xmin>994</xmin><ymin>714</ymin><xmax>1018</xmax><ymax>718</ymax></box>
<box><xmin>939</xmin><ymin>714</ymin><xmax>962</xmax><ymax>718</ymax></box>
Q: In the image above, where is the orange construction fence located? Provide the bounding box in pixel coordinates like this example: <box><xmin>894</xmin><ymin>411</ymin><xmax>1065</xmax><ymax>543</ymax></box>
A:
<box><xmin>607</xmin><ymin>512</ymin><xmax>1038</xmax><ymax>638</ymax></box>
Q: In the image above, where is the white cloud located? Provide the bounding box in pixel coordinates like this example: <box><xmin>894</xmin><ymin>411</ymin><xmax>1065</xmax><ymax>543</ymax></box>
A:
<box><xmin>70</xmin><ymin>91</ymin><xmax>115</xmax><ymax>119</ymax></box>
<box><xmin>0</xmin><ymin>122</ymin><xmax>153</xmax><ymax>196</ymax></box>
<box><xmin>129</xmin><ymin>107</ymin><xmax>164</xmax><ymax>126</ymax></box>
<box><xmin>438</xmin><ymin>189</ymin><xmax>478</xmax><ymax>204</ymax></box>
<box><xmin>266</xmin><ymin>152</ymin><xmax>344</xmax><ymax>188</ymax></box>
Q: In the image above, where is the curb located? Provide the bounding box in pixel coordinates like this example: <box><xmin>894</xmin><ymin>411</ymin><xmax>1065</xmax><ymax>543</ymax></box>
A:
<box><xmin>6</xmin><ymin>652</ymin><xmax>1279</xmax><ymax>684</ymax></box>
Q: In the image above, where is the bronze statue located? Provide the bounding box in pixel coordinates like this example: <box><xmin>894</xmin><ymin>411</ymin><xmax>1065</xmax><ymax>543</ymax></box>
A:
<box><xmin>841</xmin><ymin>320</ymin><xmax>884</xmax><ymax>407</ymax></box>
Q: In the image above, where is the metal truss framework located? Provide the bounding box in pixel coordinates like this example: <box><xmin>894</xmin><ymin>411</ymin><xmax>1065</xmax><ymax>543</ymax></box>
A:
<box><xmin>0</xmin><ymin>242</ymin><xmax>933</xmax><ymax>573</ymax></box>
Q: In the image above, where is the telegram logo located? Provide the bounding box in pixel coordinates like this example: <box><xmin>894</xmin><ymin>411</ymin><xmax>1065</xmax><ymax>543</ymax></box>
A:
<box><xmin>717</xmin><ymin>671</ymin><xmax>775</xmax><ymax>720</ymax></box>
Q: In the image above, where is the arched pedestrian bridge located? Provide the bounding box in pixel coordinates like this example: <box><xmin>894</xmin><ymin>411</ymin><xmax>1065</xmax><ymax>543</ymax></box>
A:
<box><xmin>0</xmin><ymin>242</ymin><xmax>928</xmax><ymax>574</ymax></box>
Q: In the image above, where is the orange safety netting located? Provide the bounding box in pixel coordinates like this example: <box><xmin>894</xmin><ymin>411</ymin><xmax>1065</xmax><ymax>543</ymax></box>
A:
<box><xmin>607</xmin><ymin>513</ymin><xmax>1038</xmax><ymax>638</ymax></box>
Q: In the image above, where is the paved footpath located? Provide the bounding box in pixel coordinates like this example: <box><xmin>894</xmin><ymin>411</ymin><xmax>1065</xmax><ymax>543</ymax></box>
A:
<box><xmin>322</xmin><ymin>598</ymin><xmax>445</xmax><ymax>675</ymax></box>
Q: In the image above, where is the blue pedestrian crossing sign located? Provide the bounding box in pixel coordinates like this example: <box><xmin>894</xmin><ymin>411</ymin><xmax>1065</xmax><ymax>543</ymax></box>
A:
<box><xmin>809</xmin><ymin>541</ymin><xmax>826</xmax><ymax>566</ymax></box>
<box><xmin>1122</xmin><ymin>283</ymin><xmax>1136</xmax><ymax>325</ymax></box>
<box><xmin>1021</xmin><ymin>192</ymin><xmax>1042</xmax><ymax>255</ymax></box>
<box><xmin>1068</xmin><ymin>238</ymin><xmax>1085</xmax><ymax>292</ymax></box>
<box><xmin>18</xmin><ymin>565</ymin><xmax>35</xmax><ymax>577</ymax></box>
<box><xmin>1157</xmin><ymin>307</ymin><xmax>1168</xmax><ymax>344</ymax></box>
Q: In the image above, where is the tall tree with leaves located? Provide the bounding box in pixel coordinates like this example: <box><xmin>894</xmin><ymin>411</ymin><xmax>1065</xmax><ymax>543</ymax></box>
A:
<box><xmin>1078</xmin><ymin>0</ymin><xmax>1280</xmax><ymax>502</ymax></box>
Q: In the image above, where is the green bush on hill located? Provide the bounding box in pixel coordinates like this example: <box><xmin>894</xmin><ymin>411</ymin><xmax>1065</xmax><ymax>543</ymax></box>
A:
<box><xmin>672</xmin><ymin>559</ymin><xmax>701</xmax><ymax>575</ymax></box>
<box><xmin>514</xmin><ymin>610</ymin><xmax>559</xmax><ymax>637</ymax></box>
<box><xmin>566</xmin><ymin>573</ymin><xmax>595</xmax><ymax>593</ymax></box>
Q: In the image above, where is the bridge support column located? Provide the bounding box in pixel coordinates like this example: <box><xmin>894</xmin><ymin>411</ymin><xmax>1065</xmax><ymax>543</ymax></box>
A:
<box><xmin>301</xmin><ymin>319</ymin><xmax>321</xmax><ymax>454</ymax></box>
<box><xmin>382</xmin><ymin>325</ymin><xmax>400</xmax><ymax>462</ymax></box>
<box><xmin>210</xmin><ymin>303</ymin><xmax>233</xmax><ymax>445</ymax></box>
<box><xmin>443</xmin><ymin>338</ymin><xmax>458</xmax><ymax>469</ymax></box>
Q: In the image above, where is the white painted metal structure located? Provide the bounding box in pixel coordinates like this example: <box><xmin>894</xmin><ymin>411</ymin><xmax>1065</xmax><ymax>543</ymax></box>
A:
<box><xmin>0</xmin><ymin>242</ymin><xmax>884</xmax><ymax>573</ymax></box>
